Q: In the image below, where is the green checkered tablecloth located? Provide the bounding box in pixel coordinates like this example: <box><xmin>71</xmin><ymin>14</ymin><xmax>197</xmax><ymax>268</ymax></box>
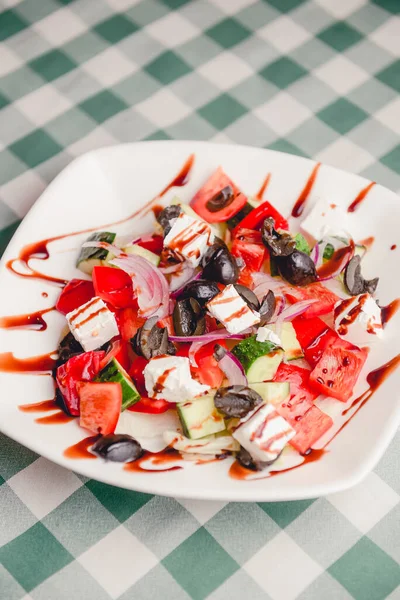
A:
<box><xmin>1</xmin><ymin>0</ymin><xmax>400</xmax><ymax>598</ymax></box>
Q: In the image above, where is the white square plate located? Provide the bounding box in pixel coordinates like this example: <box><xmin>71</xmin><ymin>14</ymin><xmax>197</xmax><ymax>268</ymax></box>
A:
<box><xmin>0</xmin><ymin>141</ymin><xmax>399</xmax><ymax>501</ymax></box>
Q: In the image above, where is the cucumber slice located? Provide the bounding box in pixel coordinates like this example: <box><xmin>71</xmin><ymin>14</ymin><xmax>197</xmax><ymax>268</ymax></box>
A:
<box><xmin>95</xmin><ymin>358</ymin><xmax>140</xmax><ymax>410</ymax></box>
<box><xmin>250</xmin><ymin>382</ymin><xmax>290</xmax><ymax>405</ymax></box>
<box><xmin>226</xmin><ymin>197</ymin><xmax>258</xmax><ymax>230</ymax></box>
<box><xmin>177</xmin><ymin>393</ymin><xmax>225</xmax><ymax>440</ymax></box>
<box><xmin>77</xmin><ymin>232</ymin><xmax>116</xmax><ymax>275</ymax></box>
<box><xmin>122</xmin><ymin>244</ymin><xmax>160</xmax><ymax>266</ymax></box>
<box><xmin>232</xmin><ymin>336</ymin><xmax>284</xmax><ymax>383</ymax></box>
<box><xmin>268</xmin><ymin>323</ymin><xmax>303</xmax><ymax>361</ymax></box>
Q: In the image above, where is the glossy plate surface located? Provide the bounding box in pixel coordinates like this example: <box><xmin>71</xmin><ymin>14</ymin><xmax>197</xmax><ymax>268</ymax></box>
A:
<box><xmin>0</xmin><ymin>141</ymin><xmax>399</xmax><ymax>501</ymax></box>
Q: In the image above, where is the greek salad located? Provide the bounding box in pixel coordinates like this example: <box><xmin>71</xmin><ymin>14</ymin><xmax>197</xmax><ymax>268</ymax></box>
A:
<box><xmin>54</xmin><ymin>165</ymin><xmax>382</xmax><ymax>473</ymax></box>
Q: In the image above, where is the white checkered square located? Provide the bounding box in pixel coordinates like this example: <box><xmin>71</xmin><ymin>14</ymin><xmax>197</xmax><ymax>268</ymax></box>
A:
<box><xmin>316</xmin><ymin>137</ymin><xmax>374</xmax><ymax>173</ymax></box>
<box><xmin>33</xmin><ymin>7</ymin><xmax>87</xmax><ymax>46</ymax></box>
<box><xmin>370</xmin><ymin>17</ymin><xmax>400</xmax><ymax>57</ymax></box>
<box><xmin>258</xmin><ymin>15</ymin><xmax>312</xmax><ymax>53</ymax></box>
<box><xmin>211</xmin><ymin>0</ymin><xmax>258</xmax><ymax>15</ymax></box>
<box><xmin>1</xmin><ymin>170</ymin><xmax>47</xmax><ymax>217</ymax></box>
<box><xmin>14</xmin><ymin>85</ymin><xmax>73</xmax><ymax>126</ymax></box>
<box><xmin>78</xmin><ymin>525</ymin><xmax>158</xmax><ymax>599</ymax></box>
<box><xmin>136</xmin><ymin>89</ymin><xmax>191</xmax><ymax>127</ymax></box>
<box><xmin>375</xmin><ymin>98</ymin><xmax>400</xmax><ymax>136</ymax></box>
<box><xmin>254</xmin><ymin>92</ymin><xmax>312</xmax><ymax>136</ymax></box>
<box><xmin>7</xmin><ymin>457</ymin><xmax>82</xmax><ymax>519</ymax></box>
<box><xmin>314</xmin><ymin>55</ymin><xmax>369</xmax><ymax>95</ymax></box>
<box><xmin>0</xmin><ymin>46</ymin><xmax>23</xmax><ymax>77</ymax></box>
<box><xmin>146</xmin><ymin>12</ymin><xmax>200</xmax><ymax>47</ymax></box>
<box><xmin>83</xmin><ymin>47</ymin><xmax>138</xmax><ymax>86</ymax></box>
<box><xmin>314</xmin><ymin>0</ymin><xmax>367</xmax><ymax>19</ymax></box>
<box><xmin>244</xmin><ymin>531</ymin><xmax>323</xmax><ymax>600</ymax></box>
<box><xmin>199</xmin><ymin>52</ymin><xmax>253</xmax><ymax>90</ymax></box>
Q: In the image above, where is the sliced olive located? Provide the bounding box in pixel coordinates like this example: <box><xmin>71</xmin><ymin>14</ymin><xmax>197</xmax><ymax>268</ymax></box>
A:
<box><xmin>206</xmin><ymin>186</ymin><xmax>234</xmax><ymax>213</ymax></box>
<box><xmin>132</xmin><ymin>316</ymin><xmax>173</xmax><ymax>359</ymax></box>
<box><xmin>173</xmin><ymin>297</ymin><xmax>205</xmax><ymax>336</ymax></box>
<box><xmin>233</xmin><ymin>284</ymin><xmax>260</xmax><ymax>312</ymax></box>
<box><xmin>213</xmin><ymin>343</ymin><xmax>226</xmax><ymax>362</ymax></box>
<box><xmin>180</xmin><ymin>279</ymin><xmax>220</xmax><ymax>308</ymax></box>
<box><xmin>214</xmin><ymin>385</ymin><xmax>263</xmax><ymax>418</ymax></box>
<box><xmin>344</xmin><ymin>255</ymin><xmax>379</xmax><ymax>296</ymax></box>
<box><xmin>262</xmin><ymin>217</ymin><xmax>296</xmax><ymax>257</ymax></box>
<box><xmin>156</xmin><ymin>205</ymin><xmax>181</xmax><ymax>236</ymax></box>
<box><xmin>237</xmin><ymin>446</ymin><xmax>281</xmax><ymax>471</ymax></box>
<box><xmin>92</xmin><ymin>434</ymin><xmax>143</xmax><ymax>462</ymax></box>
<box><xmin>202</xmin><ymin>246</ymin><xmax>239</xmax><ymax>285</ymax></box>
<box><xmin>259</xmin><ymin>290</ymin><xmax>276</xmax><ymax>325</ymax></box>
<box><xmin>276</xmin><ymin>250</ymin><xmax>317</xmax><ymax>286</ymax></box>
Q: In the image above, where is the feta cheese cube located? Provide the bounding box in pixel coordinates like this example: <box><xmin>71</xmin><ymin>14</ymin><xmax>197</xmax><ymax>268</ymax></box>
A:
<box><xmin>206</xmin><ymin>284</ymin><xmax>260</xmax><ymax>334</ymax></box>
<box><xmin>334</xmin><ymin>293</ymin><xmax>383</xmax><ymax>346</ymax></box>
<box><xmin>144</xmin><ymin>355</ymin><xmax>209</xmax><ymax>402</ymax></box>
<box><xmin>66</xmin><ymin>297</ymin><xmax>119</xmax><ymax>352</ymax></box>
<box><xmin>256</xmin><ymin>326</ymin><xmax>282</xmax><ymax>346</ymax></box>
<box><xmin>164</xmin><ymin>212</ymin><xmax>214</xmax><ymax>268</ymax></box>
<box><xmin>233</xmin><ymin>403</ymin><xmax>295</xmax><ymax>463</ymax></box>
<box><xmin>301</xmin><ymin>198</ymin><xmax>348</xmax><ymax>242</ymax></box>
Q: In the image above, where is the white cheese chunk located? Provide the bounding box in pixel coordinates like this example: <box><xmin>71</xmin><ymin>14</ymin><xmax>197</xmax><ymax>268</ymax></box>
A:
<box><xmin>163</xmin><ymin>212</ymin><xmax>214</xmax><ymax>268</ymax></box>
<box><xmin>144</xmin><ymin>355</ymin><xmax>209</xmax><ymax>402</ymax></box>
<box><xmin>206</xmin><ymin>284</ymin><xmax>260</xmax><ymax>334</ymax></box>
<box><xmin>66</xmin><ymin>296</ymin><xmax>119</xmax><ymax>352</ymax></box>
<box><xmin>301</xmin><ymin>198</ymin><xmax>348</xmax><ymax>242</ymax></box>
<box><xmin>256</xmin><ymin>326</ymin><xmax>282</xmax><ymax>346</ymax></box>
<box><xmin>233</xmin><ymin>403</ymin><xmax>295</xmax><ymax>463</ymax></box>
<box><xmin>163</xmin><ymin>431</ymin><xmax>240</xmax><ymax>455</ymax></box>
<box><xmin>334</xmin><ymin>293</ymin><xmax>383</xmax><ymax>346</ymax></box>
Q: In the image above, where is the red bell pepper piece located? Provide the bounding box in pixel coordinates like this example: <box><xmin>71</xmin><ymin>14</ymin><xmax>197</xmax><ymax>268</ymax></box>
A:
<box><xmin>56</xmin><ymin>279</ymin><xmax>95</xmax><ymax>315</ymax></box>
<box><xmin>231</xmin><ymin>228</ymin><xmax>266</xmax><ymax>273</ymax></box>
<box><xmin>128</xmin><ymin>396</ymin><xmax>170</xmax><ymax>414</ymax></box>
<box><xmin>136</xmin><ymin>234</ymin><xmax>163</xmax><ymax>255</ymax></box>
<box><xmin>119</xmin><ymin>307</ymin><xmax>145</xmax><ymax>341</ymax></box>
<box><xmin>128</xmin><ymin>356</ymin><xmax>149</xmax><ymax>396</ymax></box>
<box><xmin>92</xmin><ymin>266</ymin><xmax>135</xmax><ymax>309</ymax></box>
<box><xmin>56</xmin><ymin>351</ymin><xmax>105</xmax><ymax>416</ymax></box>
<box><xmin>232</xmin><ymin>199</ymin><xmax>289</xmax><ymax>235</ymax></box>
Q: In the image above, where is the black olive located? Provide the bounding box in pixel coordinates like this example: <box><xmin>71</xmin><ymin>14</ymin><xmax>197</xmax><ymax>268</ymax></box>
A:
<box><xmin>156</xmin><ymin>205</ymin><xmax>181</xmax><ymax>236</ymax></box>
<box><xmin>214</xmin><ymin>385</ymin><xmax>263</xmax><ymax>418</ymax></box>
<box><xmin>132</xmin><ymin>316</ymin><xmax>173</xmax><ymax>359</ymax></box>
<box><xmin>54</xmin><ymin>387</ymin><xmax>75</xmax><ymax>417</ymax></box>
<box><xmin>92</xmin><ymin>434</ymin><xmax>143</xmax><ymax>462</ymax></box>
<box><xmin>57</xmin><ymin>332</ymin><xmax>83</xmax><ymax>366</ymax></box>
<box><xmin>276</xmin><ymin>250</ymin><xmax>317</xmax><ymax>286</ymax></box>
<box><xmin>202</xmin><ymin>246</ymin><xmax>239</xmax><ymax>285</ymax></box>
<box><xmin>180</xmin><ymin>279</ymin><xmax>220</xmax><ymax>308</ymax></box>
<box><xmin>234</xmin><ymin>284</ymin><xmax>260</xmax><ymax>312</ymax></box>
<box><xmin>205</xmin><ymin>186</ymin><xmax>235</xmax><ymax>213</ymax></box>
<box><xmin>213</xmin><ymin>343</ymin><xmax>226</xmax><ymax>362</ymax></box>
<box><xmin>167</xmin><ymin>341</ymin><xmax>177</xmax><ymax>355</ymax></box>
<box><xmin>202</xmin><ymin>237</ymin><xmax>227</xmax><ymax>266</ymax></box>
<box><xmin>237</xmin><ymin>446</ymin><xmax>282</xmax><ymax>471</ymax></box>
<box><xmin>173</xmin><ymin>298</ymin><xmax>205</xmax><ymax>336</ymax></box>
<box><xmin>344</xmin><ymin>255</ymin><xmax>379</xmax><ymax>296</ymax></box>
<box><xmin>259</xmin><ymin>290</ymin><xmax>276</xmax><ymax>325</ymax></box>
<box><xmin>262</xmin><ymin>217</ymin><xmax>296</xmax><ymax>257</ymax></box>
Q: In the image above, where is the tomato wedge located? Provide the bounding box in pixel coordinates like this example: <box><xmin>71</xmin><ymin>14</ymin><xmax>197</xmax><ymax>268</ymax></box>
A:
<box><xmin>119</xmin><ymin>307</ymin><xmax>145</xmax><ymax>341</ymax></box>
<box><xmin>92</xmin><ymin>266</ymin><xmax>135</xmax><ymax>309</ymax></box>
<box><xmin>274</xmin><ymin>363</ymin><xmax>318</xmax><ymax>403</ymax></box>
<box><xmin>190</xmin><ymin>167</ymin><xmax>247</xmax><ymax>223</ymax></box>
<box><xmin>128</xmin><ymin>396</ymin><xmax>170</xmax><ymax>414</ymax></box>
<box><xmin>193</xmin><ymin>341</ymin><xmax>227</xmax><ymax>388</ymax></box>
<box><xmin>232</xmin><ymin>199</ymin><xmax>289</xmax><ymax>234</ymax></box>
<box><xmin>56</xmin><ymin>351</ymin><xmax>105</xmax><ymax>416</ymax></box>
<box><xmin>136</xmin><ymin>234</ymin><xmax>163</xmax><ymax>255</ymax></box>
<box><xmin>292</xmin><ymin>316</ymin><xmax>339</xmax><ymax>367</ymax></box>
<box><xmin>309</xmin><ymin>344</ymin><xmax>368</xmax><ymax>402</ymax></box>
<box><xmin>231</xmin><ymin>228</ymin><xmax>266</xmax><ymax>272</ymax></box>
<box><xmin>284</xmin><ymin>283</ymin><xmax>339</xmax><ymax>319</ymax></box>
<box><xmin>56</xmin><ymin>279</ymin><xmax>95</xmax><ymax>315</ymax></box>
<box><xmin>129</xmin><ymin>356</ymin><xmax>149</xmax><ymax>396</ymax></box>
<box><xmin>78</xmin><ymin>381</ymin><xmax>122</xmax><ymax>434</ymax></box>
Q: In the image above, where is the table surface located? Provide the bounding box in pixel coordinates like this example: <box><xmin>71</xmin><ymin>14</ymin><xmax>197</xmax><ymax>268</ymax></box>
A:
<box><xmin>0</xmin><ymin>1</ymin><xmax>399</xmax><ymax>599</ymax></box>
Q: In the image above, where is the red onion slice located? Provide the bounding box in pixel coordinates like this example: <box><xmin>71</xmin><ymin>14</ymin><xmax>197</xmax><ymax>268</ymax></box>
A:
<box><xmin>310</xmin><ymin>242</ymin><xmax>319</xmax><ymax>265</ymax></box>
<box><xmin>110</xmin><ymin>255</ymin><xmax>169</xmax><ymax>319</ymax></box>
<box><xmin>215</xmin><ymin>348</ymin><xmax>247</xmax><ymax>386</ymax></box>
<box><xmin>252</xmin><ymin>272</ymin><xmax>284</xmax><ymax>300</ymax></box>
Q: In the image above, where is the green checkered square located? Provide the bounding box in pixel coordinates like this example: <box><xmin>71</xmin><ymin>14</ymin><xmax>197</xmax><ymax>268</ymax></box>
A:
<box><xmin>267</xmin><ymin>0</ymin><xmax>308</xmax><ymax>12</ymax></box>
<box><xmin>0</xmin><ymin>92</ymin><xmax>10</xmax><ymax>110</ymax></box>
<box><xmin>9</xmin><ymin>129</ymin><xmax>62</xmax><ymax>168</ymax></box>
<box><xmin>145</xmin><ymin>50</ymin><xmax>191</xmax><ymax>85</ymax></box>
<box><xmin>94</xmin><ymin>14</ymin><xmax>139</xmax><ymax>44</ymax></box>
<box><xmin>86</xmin><ymin>479</ymin><xmax>153</xmax><ymax>522</ymax></box>
<box><xmin>380</xmin><ymin>144</ymin><xmax>400</xmax><ymax>174</ymax></box>
<box><xmin>0</xmin><ymin>9</ymin><xmax>29</xmax><ymax>41</ymax></box>
<box><xmin>376</xmin><ymin>60</ymin><xmax>400</xmax><ymax>93</ymax></box>
<box><xmin>163</xmin><ymin>527</ymin><xmax>239</xmax><ymax>599</ymax></box>
<box><xmin>0</xmin><ymin>523</ymin><xmax>73</xmax><ymax>592</ymax></box>
<box><xmin>329</xmin><ymin>537</ymin><xmax>400</xmax><ymax>599</ymax></box>
<box><xmin>318</xmin><ymin>21</ymin><xmax>363</xmax><ymax>52</ymax></box>
<box><xmin>260</xmin><ymin>57</ymin><xmax>308</xmax><ymax>88</ymax></box>
<box><xmin>258</xmin><ymin>499</ymin><xmax>316</xmax><ymax>528</ymax></box>
<box><xmin>29</xmin><ymin>49</ymin><xmax>77</xmax><ymax>82</ymax></box>
<box><xmin>318</xmin><ymin>98</ymin><xmax>369</xmax><ymax>134</ymax></box>
<box><xmin>206</xmin><ymin>18</ymin><xmax>252</xmax><ymax>49</ymax></box>
<box><xmin>199</xmin><ymin>93</ymin><xmax>247</xmax><ymax>129</ymax></box>
<box><xmin>79</xmin><ymin>90</ymin><xmax>129</xmax><ymax>123</ymax></box>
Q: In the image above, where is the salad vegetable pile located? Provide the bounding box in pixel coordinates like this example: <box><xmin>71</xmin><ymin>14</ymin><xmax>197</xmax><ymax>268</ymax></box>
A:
<box><xmin>54</xmin><ymin>165</ymin><xmax>383</xmax><ymax>473</ymax></box>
